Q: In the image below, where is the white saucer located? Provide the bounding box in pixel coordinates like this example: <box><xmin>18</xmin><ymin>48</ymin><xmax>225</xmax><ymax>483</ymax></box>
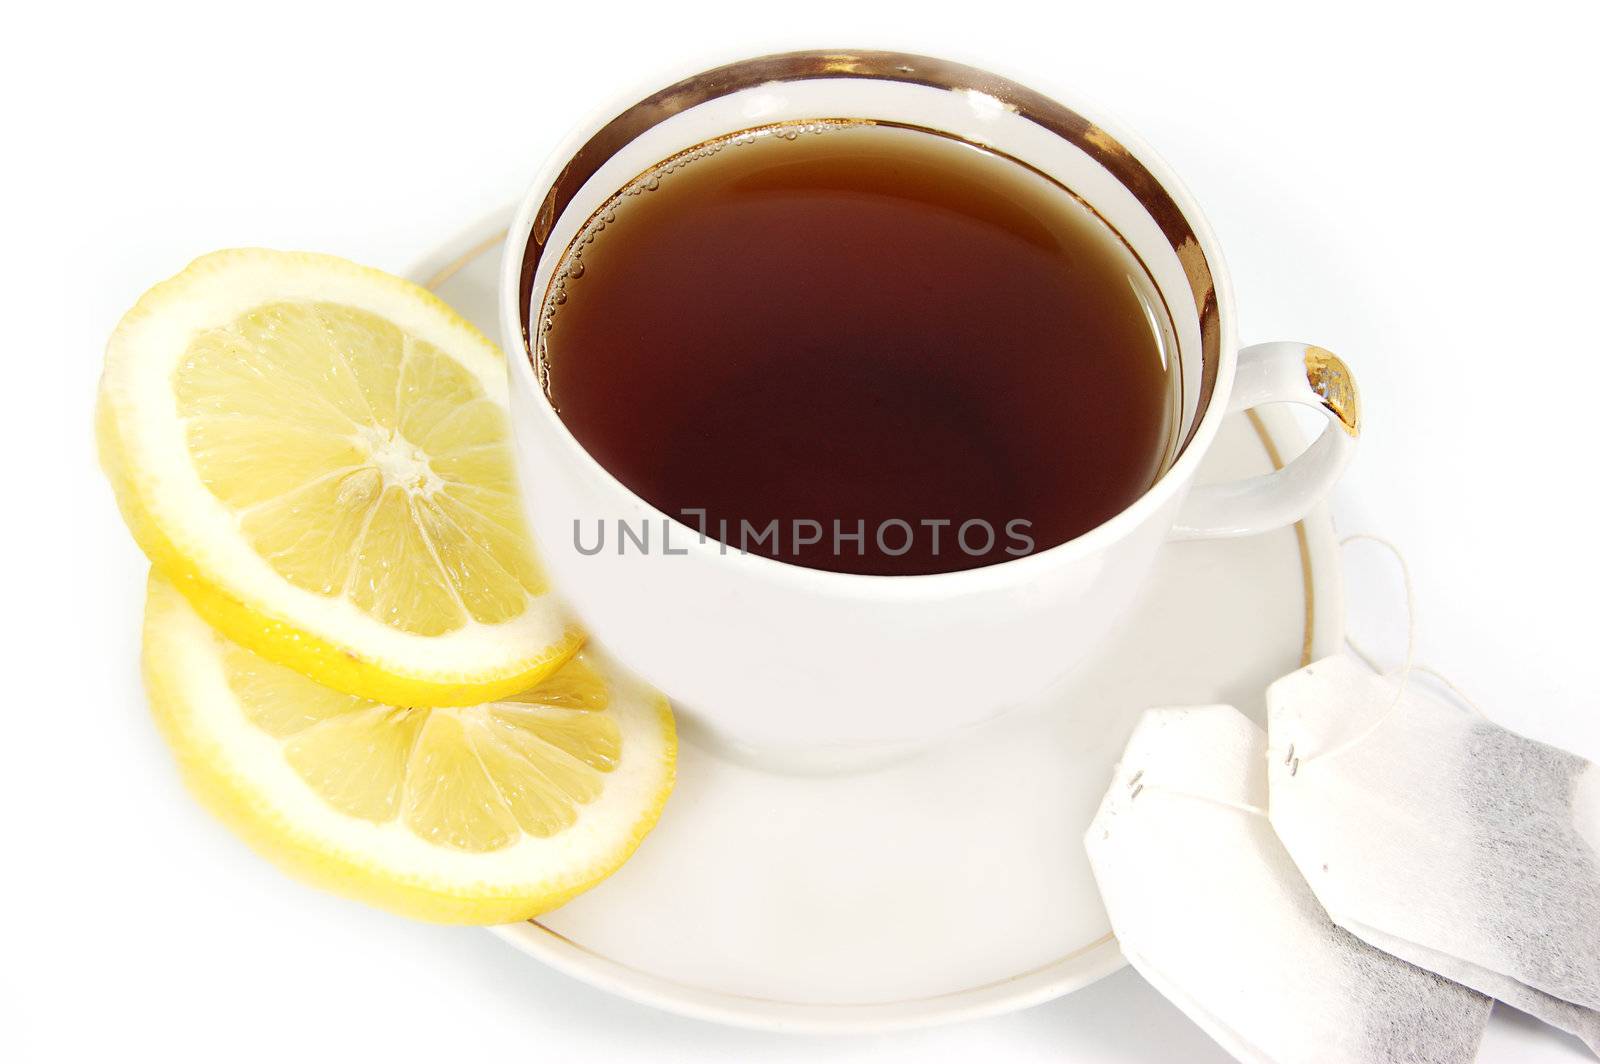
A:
<box><xmin>412</xmin><ymin>215</ymin><xmax>1344</xmax><ymax>1034</ymax></box>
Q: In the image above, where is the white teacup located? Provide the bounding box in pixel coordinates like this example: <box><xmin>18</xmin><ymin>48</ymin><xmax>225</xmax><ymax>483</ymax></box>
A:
<box><xmin>499</xmin><ymin>50</ymin><xmax>1359</xmax><ymax>763</ymax></box>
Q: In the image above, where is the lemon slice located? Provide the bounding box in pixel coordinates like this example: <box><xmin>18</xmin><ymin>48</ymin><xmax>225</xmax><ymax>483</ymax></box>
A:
<box><xmin>142</xmin><ymin>572</ymin><xmax>675</xmax><ymax>923</ymax></box>
<box><xmin>98</xmin><ymin>249</ymin><xmax>582</xmax><ymax>706</ymax></box>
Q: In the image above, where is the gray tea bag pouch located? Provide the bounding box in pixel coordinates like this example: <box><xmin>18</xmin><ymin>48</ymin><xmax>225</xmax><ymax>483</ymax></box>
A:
<box><xmin>1268</xmin><ymin>655</ymin><xmax>1600</xmax><ymax>1052</ymax></box>
<box><xmin>1085</xmin><ymin>705</ymin><xmax>1490</xmax><ymax>1064</ymax></box>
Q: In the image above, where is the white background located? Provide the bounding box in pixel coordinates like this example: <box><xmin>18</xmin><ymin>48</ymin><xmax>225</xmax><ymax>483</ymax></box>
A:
<box><xmin>8</xmin><ymin>1</ymin><xmax>1598</xmax><ymax>1060</ymax></box>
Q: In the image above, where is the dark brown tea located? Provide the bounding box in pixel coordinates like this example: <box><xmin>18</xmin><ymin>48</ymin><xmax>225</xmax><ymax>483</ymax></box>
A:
<box><xmin>539</xmin><ymin>121</ymin><xmax>1176</xmax><ymax>576</ymax></box>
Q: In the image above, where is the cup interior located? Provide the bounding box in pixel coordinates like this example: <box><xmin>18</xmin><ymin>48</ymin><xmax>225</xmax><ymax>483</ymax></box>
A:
<box><xmin>516</xmin><ymin>50</ymin><xmax>1223</xmax><ymax>477</ymax></box>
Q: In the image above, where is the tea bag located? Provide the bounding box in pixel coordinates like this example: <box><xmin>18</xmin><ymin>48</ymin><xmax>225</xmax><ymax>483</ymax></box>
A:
<box><xmin>1268</xmin><ymin>656</ymin><xmax>1600</xmax><ymax>1053</ymax></box>
<box><xmin>1085</xmin><ymin>705</ymin><xmax>1490</xmax><ymax>1064</ymax></box>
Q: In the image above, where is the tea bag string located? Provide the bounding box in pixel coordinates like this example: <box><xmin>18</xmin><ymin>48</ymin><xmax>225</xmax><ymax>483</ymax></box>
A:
<box><xmin>1295</xmin><ymin>535</ymin><xmax>1485</xmax><ymax>771</ymax></box>
<box><xmin>1125</xmin><ymin>771</ymin><xmax>1267</xmax><ymax>818</ymax></box>
<box><xmin>1339</xmin><ymin>533</ymin><xmax>1417</xmax><ymax>682</ymax></box>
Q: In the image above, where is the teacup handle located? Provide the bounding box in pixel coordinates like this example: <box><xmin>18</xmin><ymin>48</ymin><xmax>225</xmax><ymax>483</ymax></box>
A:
<box><xmin>1170</xmin><ymin>342</ymin><xmax>1360</xmax><ymax>539</ymax></box>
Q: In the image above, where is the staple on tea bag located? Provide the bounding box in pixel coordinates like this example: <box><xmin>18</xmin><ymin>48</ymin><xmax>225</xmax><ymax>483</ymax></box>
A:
<box><xmin>1267</xmin><ymin>655</ymin><xmax>1600</xmax><ymax>1053</ymax></box>
<box><xmin>1085</xmin><ymin>705</ymin><xmax>1490</xmax><ymax>1064</ymax></box>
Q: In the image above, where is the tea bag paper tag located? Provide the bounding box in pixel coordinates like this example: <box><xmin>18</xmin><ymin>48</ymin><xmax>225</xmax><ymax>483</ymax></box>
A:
<box><xmin>1085</xmin><ymin>705</ymin><xmax>1489</xmax><ymax>1064</ymax></box>
<box><xmin>1268</xmin><ymin>656</ymin><xmax>1600</xmax><ymax>1052</ymax></box>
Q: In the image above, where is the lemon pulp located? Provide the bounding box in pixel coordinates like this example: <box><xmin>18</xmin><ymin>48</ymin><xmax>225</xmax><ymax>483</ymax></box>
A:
<box><xmin>98</xmin><ymin>250</ymin><xmax>582</xmax><ymax>705</ymax></box>
<box><xmin>143</xmin><ymin>572</ymin><xmax>675</xmax><ymax>922</ymax></box>
<box><xmin>176</xmin><ymin>301</ymin><xmax>543</xmax><ymax>637</ymax></box>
